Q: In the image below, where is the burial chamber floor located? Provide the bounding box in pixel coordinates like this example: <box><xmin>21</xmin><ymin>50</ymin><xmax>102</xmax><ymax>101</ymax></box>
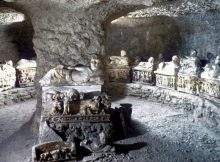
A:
<box><xmin>0</xmin><ymin>97</ymin><xmax>219</xmax><ymax>162</ymax></box>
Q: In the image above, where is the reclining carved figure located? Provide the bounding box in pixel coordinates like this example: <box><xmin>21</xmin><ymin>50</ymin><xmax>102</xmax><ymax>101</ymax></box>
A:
<box><xmin>39</xmin><ymin>56</ymin><xmax>103</xmax><ymax>86</ymax></box>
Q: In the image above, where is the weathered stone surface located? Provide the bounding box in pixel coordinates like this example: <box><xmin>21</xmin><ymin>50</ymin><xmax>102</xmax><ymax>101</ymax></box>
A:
<box><xmin>0</xmin><ymin>7</ymin><xmax>25</xmax><ymax>25</ymax></box>
<box><xmin>0</xmin><ymin>87</ymin><xmax>36</xmax><ymax>107</ymax></box>
<box><xmin>106</xmin><ymin>11</ymin><xmax>220</xmax><ymax>61</ymax></box>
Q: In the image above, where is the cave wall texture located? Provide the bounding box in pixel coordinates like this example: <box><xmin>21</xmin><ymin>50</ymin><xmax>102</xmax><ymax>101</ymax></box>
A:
<box><xmin>106</xmin><ymin>11</ymin><xmax>220</xmax><ymax>62</ymax></box>
<box><xmin>0</xmin><ymin>7</ymin><xmax>34</xmax><ymax>63</ymax></box>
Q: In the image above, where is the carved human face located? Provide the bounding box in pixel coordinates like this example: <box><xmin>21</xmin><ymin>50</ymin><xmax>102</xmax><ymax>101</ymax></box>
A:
<box><xmin>172</xmin><ymin>56</ymin><xmax>179</xmax><ymax>65</ymax></box>
<box><xmin>90</xmin><ymin>59</ymin><xmax>101</xmax><ymax>71</ymax></box>
<box><xmin>190</xmin><ymin>50</ymin><xmax>197</xmax><ymax>57</ymax></box>
<box><xmin>120</xmin><ymin>50</ymin><xmax>127</xmax><ymax>57</ymax></box>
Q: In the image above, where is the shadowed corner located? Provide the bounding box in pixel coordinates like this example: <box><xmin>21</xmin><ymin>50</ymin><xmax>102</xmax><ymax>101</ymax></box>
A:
<box><xmin>114</xmin><ymin>142</ymin><xmax>147</xmax><ymax>154</ymax></box>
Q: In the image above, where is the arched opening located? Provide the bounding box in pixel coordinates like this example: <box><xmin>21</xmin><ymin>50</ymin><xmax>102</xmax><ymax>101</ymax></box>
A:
<box><xmin>0</xmin><ymin>4</ymin><xmax>36</xmax><ymax>99</ymax></box>
<box><xmin>104</xmin><ymin>7</ymin><xmax>220</xmax><ymax>64</ymax></box>
<box><xmin>0</xmin><ymin>7</ymin><xmax>36</xmax><ymax>62</ymax></box>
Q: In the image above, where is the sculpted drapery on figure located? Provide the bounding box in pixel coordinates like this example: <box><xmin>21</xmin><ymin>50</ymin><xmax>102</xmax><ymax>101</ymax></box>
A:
<box><xmin>109</xmin><ymin>50</ymin><xmax>129</xmax><ymax>67</ymax></box>
<box><xmin>39</xmin><ymin>55</ymin><xmax>103</xmax><ymax>86</ymax></box>
<box><xmin>107</xmin><ymin>50</ymin><xmax>131</xmax><ymax>82</ymax></box>
<box><xmin>134</xmin><ymin>57</ymin><xmax>154</xmax><ymax>71</ymax></box>
<box><xmin>201</xmin><ymin>55</ymin><xmax>220</xmax><ymax>79</ymax></box>
<box><xmin>200</xmin><ymin>55</ymin><xmax>220</xmax><ymax>98</ymax></box>
<box><xmin>177</xmin><ymin>50</ymin><xmax>201</xmax><ymax>94</ymax></box>
<box><xmin>132</xmin><ymin>57</ymin><xmax>155</xmax><ymax>84</ymax></box>
<box><xmin>155</xmin><ymin>55</ymin><xmax>180</xmax><ymax>76</ymax></box>
<box><xmin>179</xmin><ymin>50</ymin><xmax>201</xmax><ymax>76</ymax></box>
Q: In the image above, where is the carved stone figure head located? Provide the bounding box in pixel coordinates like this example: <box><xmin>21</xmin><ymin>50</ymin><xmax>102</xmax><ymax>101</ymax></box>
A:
<box><xmin>148</xmin><ymin>57</ymin><xmax>154</xmax><ymax>64</ymax></box>
<box><xmin>172</xmin><ymin>55</ymin><xmax>180</xmax><ymax>66</ymax></box>
<box><xmin>90</xmin><ymin>55</ymin><xmax>101</xmax><ymax>71</ymax></box>
<box><xmin>68</xmin><ymin>88</ymin><xmax>80</xmax><ymax>101</ymax></box>
<box><xmin>120</xmin><ymin>50</ymin><xmax>127</xmax><ymax>57</ymax></box>
<box><xmin>190</xmin><ymin>50</ymin><xmax>197</xmax><ymax>58</ymax></box>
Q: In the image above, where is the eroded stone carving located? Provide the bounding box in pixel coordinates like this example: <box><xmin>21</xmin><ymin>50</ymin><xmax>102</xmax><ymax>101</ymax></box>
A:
<box><xmin>45</xmin><ymin>88</ymin><xmax>110</xmax><ymax>116</ymax></box>
<box><xmin>154</xmin><ymin>55</ymin><xmax>180</xmax><ymax>89</ymax></box>
<box><xmin>107</xmin><ymin>50</ymin><xmax>131</xmax><ymax>82</ymax></box>
<box><xmin>32</xmin><ymin>141</ymin><xmax>76</xmax><ymax>162</ymax></box>
<box><xmin>34</xmin><ymin>85</ymin><xmax>132</xmax><ymax>161</ymax></box>
<box><xmin>177</xmin><ymin>50</ymin><xmax>201</xmax><ymax>94</ymax></box>
<box><xmin>201</xmin><ymin>55</ymin><xmax>220</xmax><ymax>79</ymax></box>
<box><xmin>132</xmin><ymin>57</ymin><xmax>155</xmax><ymax>84</ymax></box>
<box><xmin>16</xmin><ymin>59</ymin><xmax>37</xmax><ymax>87</ymax></box>
<box><xmin>0</xmin><ymin>60</ymin><xmax>16</xmax><ymax>91</ymax></box>
<box><xmin>200</xmin><ymin>55</ymin><xmax>220</xmax><ymax>98</ymax></box>
<box><xmin>109</xmin><ymin>50</ymin><xmax>129</xmax><ymax>67</ymax></box>
<box><xmin>39</xmin><ymin>56</ymin><xmax>103</xmax><ymax>86</ymax></box>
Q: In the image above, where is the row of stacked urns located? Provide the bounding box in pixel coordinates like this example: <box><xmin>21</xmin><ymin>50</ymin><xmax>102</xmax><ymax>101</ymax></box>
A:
<box><xmin>106</xmin><ymin>50</ymin><xmax>220</xmax><ymax>99</ymax></box>
<box><xmin>0</xmin><ymin>59</ymin><xmax>36</xmax><ymax>91</ymax></box>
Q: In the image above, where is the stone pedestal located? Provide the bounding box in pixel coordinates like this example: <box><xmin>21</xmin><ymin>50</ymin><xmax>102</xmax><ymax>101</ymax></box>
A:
<box><xmin>132</xmin><ymin>69</ymin><xmax>155</xmax><ymax>85</ymax></box>
<box><xmin>177</xmin><ymin>75</ymin><xmax>199</xmax><ymax>95</ymax></box>
<box><xmin>155</xmin><ymin>73</ymin><xmax>177</xmax><ymax>90</ymax></box>
<box><xmin>107</xmin><ymin>67</ymin><xmax>131</xmax><ymax>83</ymax></box>
<box><xmin>199</xmin><ymin>78</ymin><xmax>220</xmax><ymax>99</ymax></box>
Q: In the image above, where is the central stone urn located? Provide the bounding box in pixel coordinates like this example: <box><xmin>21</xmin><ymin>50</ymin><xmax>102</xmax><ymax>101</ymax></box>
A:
<box><xmin>33</xmin><ymin>56</ymin><xmax>131</xmax><ymax>161</ymax></box>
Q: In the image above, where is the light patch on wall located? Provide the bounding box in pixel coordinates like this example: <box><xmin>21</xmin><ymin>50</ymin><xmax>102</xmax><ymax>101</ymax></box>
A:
<box><xmin>111</xmin><ymin>16</ymin><xmax>125</xmax><ymax>24</ymax></box>
<box><xmin>0</xmin><ymin>7</ymin><xmax>25</xmax><ymax>25</ymax></box>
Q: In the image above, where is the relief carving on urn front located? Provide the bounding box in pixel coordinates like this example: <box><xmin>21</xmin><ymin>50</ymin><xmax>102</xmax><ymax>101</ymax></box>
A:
<box><xmin>154</xmin><ymin>55</ymin><xmax>180</xmax><ymax>89</ymax></box>
<box><xmin>107</xmin><ymin>50</ymin><xmax>131</xmax><ymax>83</ymax></box>
<box><xmin>132</xmin><ymin>57</ymin><xmax>155</xmax><ymax>84</ymax></box>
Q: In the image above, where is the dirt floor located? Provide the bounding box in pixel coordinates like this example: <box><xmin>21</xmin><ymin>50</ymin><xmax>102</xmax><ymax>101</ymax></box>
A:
<box><xmin>0</xmin><ymin>97</ymin><xmax>220</xmax><ymax>162</ymax></box>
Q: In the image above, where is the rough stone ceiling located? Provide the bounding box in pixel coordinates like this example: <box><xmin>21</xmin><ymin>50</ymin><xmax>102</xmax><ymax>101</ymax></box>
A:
<box><xmin>127</xmin><ymin>0</ymin><xmax>220</xmax><ymax>17</ymax></box>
